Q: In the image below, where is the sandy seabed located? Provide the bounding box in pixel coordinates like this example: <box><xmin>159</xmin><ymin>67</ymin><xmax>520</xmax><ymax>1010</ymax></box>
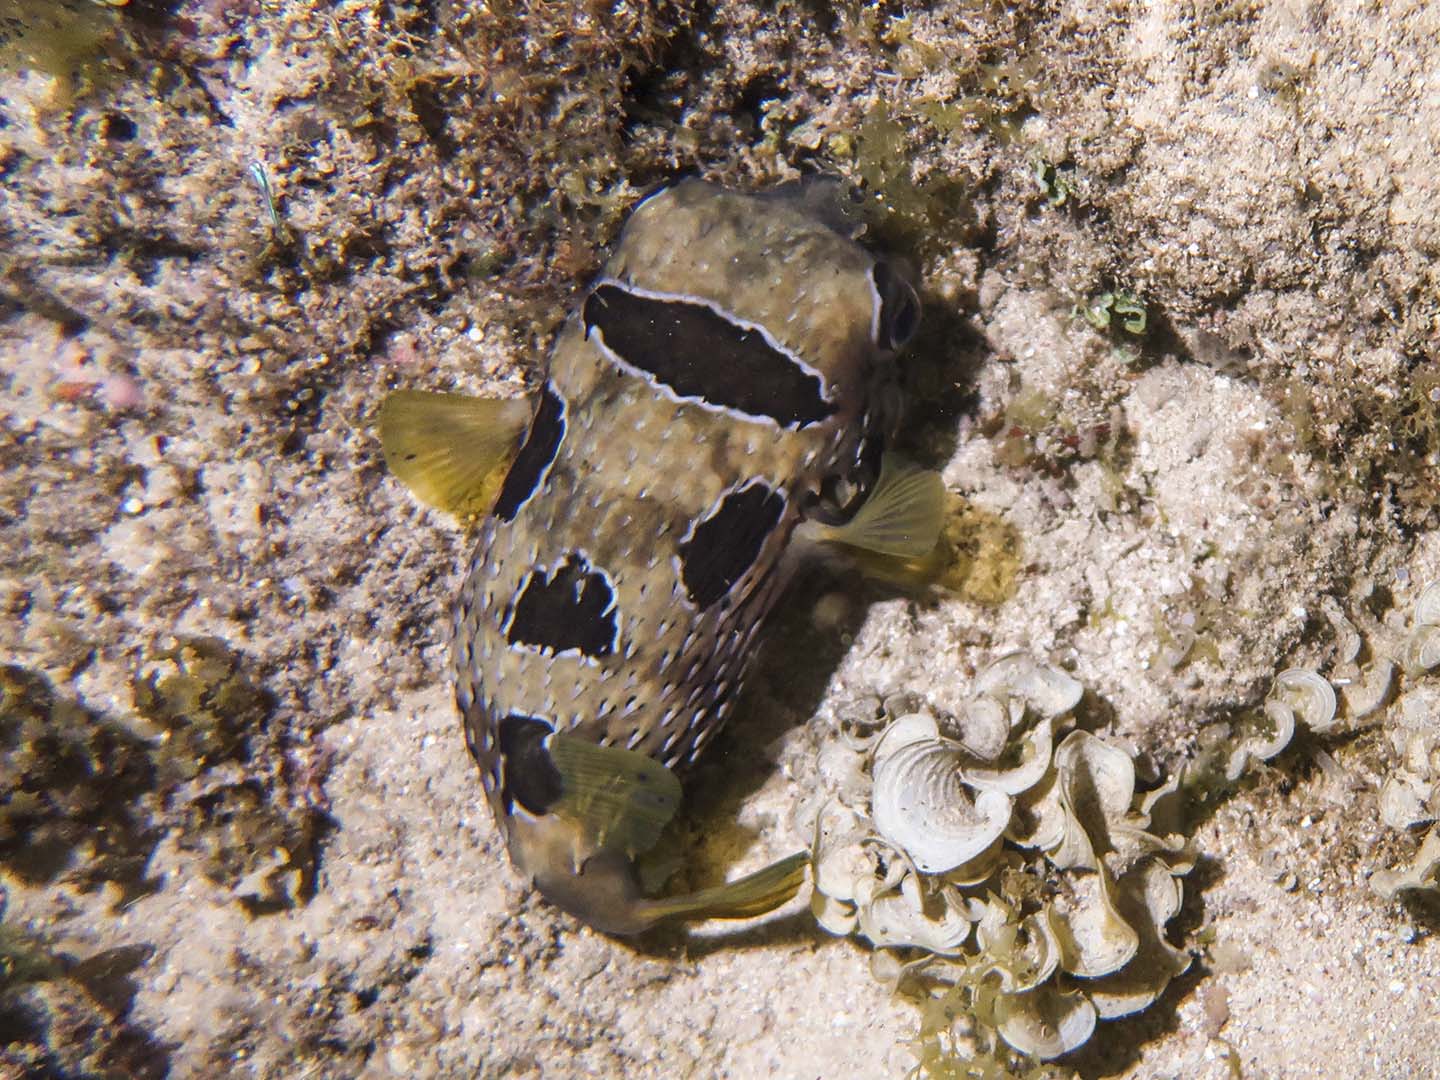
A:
<box><xmin>2</xmin><ymin>1</ymin><xmax>1439</xmax><ymax>1077</ymax></box>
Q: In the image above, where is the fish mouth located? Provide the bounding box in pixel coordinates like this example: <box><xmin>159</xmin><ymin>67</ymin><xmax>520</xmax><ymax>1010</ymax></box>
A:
<box><xmin>805</xmin><ymin>400</ymin><xmax>892</xmax><ymax>527</ymax></box>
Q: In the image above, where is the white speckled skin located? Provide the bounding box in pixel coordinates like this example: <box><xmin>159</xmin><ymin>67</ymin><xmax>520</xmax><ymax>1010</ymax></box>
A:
<box><xmin>453</xmin><ymin>179</ymin><xmax>904</xmax><ymax>871</ymax></box>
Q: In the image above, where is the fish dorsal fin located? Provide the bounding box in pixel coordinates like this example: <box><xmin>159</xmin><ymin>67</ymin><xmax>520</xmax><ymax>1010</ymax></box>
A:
<box><xmin>636</xmin><ymin>851</ymin><xmax>810</xmax><ymax>924</ymax></box>
<box><xmin>811</xmin><ymin>453</ymin><xmax>946</xmax><ymax>558</ymax></box>
<box><xmin>547</xmin><ymin>734</ymin><xmax>684</xmax><ymax>859</ymax></box>
<box><xmin>378</xmin><ymin>390</ymin><xmax>531</xmax><ymax>517</ymax></box>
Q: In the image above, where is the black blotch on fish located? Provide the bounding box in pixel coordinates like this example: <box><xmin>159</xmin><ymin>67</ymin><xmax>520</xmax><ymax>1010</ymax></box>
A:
<box><xmin>498</xmin><ymin>714</ymin><xmax>563</xmax><ymax>815</ymax></box>
<box><xmin>507</xmin><ymin>553</ymin><xmax>618</xmax><ymax>658</ymax></box>
<box><xmin>495</xmin><ymin>383</ymin><xmax>566</xmax><ymax>522</ymax></box>
<box><xmin>677</xmin><ymin>481</ymin><xmax>785</xmax><ymax>611</ymax></box>
<box><xmin>871</xmin><ymin>260</ymin><xmax>921</xmax><ymax>352</ymax></box>
<box><xmin>583</xmin><ymin>284</ymin><xmax>837</xmax><ymax>428</ymax></box>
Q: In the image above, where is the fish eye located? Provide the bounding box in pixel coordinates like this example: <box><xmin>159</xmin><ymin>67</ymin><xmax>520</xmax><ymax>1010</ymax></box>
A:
<box><xmin>872</xmin><ymin>260</ymin><xmax>922</xmax><ymax>351</ymax></box>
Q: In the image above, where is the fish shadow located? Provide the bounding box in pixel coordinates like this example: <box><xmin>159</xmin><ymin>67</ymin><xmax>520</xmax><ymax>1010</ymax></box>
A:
<box><xmin>649</xmin><ymin>295</ymin><xmax>989</xmax><ymax>943</ymax></box>
<box><xmin>683</xmin><ymin>561</ymin><xmax>875</xmax><ymax>811</ymax></box>
<box><xmin>624</xmin><ymin>906</ymin><xmax>835</xmax><ymax>959</ymax></box>
<box><xmin>643</xmin><ymin>562</ymin><xmax>914</xmax><ymax>942</ymax></box>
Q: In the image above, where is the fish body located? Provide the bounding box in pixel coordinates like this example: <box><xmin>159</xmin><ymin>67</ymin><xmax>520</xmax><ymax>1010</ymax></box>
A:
<box><xmin>383</xmin><ymin>179</ymin><xmax>937</xmax><ymax>933</ymax></box>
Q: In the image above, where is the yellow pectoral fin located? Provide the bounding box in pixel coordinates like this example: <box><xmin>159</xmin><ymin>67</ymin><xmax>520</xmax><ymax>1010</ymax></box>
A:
<box><xmin>855</xmin><ymin>495</ymin><xmax>1024</xmax><ymax>599</ymax></box>
<box><xmin>807</xmin><ymin>453</ymin><xmax>946</xmax><ymax>558</ymax></box>
<box><xmin>546</xmin><ymin>734</ymin><xmax>684</xmax><ymax>860</ymax></box>
<box><xmin>636</xmin><ymin>851</ymin><xmax>811</xmax><ymax>925</ymax></box>
<box><xmin>378</xmin><ymin>390</ymin><xmax>531</xmax><ymax>517</ymax></box>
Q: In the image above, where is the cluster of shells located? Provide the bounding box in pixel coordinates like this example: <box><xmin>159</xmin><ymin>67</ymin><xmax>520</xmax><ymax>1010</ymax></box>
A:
<box><xmin>1221</xmin><ymin>581</ymin><xmax>1440</xmax><ymax>900</ymax></box>
<box><xmin>809</xmin><ymin>654</ymin><xmax>1193</xmax><ymax>1062</ymax></box>
<box><xmin>1221</xmin><ymin>665</ymin><xmax>1339</xmax><ymax>780</ymax></box>
<box><xmin>1222</xmin><ymin>591</ymin><xmax>1405</xmax><ymax>782</ymax></box>
<box><xmin>1373</xmin><ymin>582</ymin><xmax>1440</xmax><ymax>899</ymax></box>
<box><xmin>1209</xmin><ymin>581</ymin><xmax>1440</xmax><ymax>899</ymax></box>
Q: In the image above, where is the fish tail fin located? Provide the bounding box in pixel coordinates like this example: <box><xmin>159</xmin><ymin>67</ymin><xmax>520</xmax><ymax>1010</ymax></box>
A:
<box><xmin>632</xmin><ymin>851</ymin><xmax>810</xmax><ymax>924</ymax></box>
<box><xmin>509</xmin><ymin>735</ymin><xmax>807</xmax><ymax>933</ymax></box>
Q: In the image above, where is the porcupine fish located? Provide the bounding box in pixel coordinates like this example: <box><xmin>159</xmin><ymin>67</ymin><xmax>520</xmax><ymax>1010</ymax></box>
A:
<box><xmin>380</xmin><ymin>178</ymin><xmax>943</xmax><ymax>934</ymax></box>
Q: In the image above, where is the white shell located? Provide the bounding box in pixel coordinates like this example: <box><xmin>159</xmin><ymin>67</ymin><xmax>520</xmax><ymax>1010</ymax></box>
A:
<box><xmin>1047</xmin><ymin>792</ymin><xmax>1100</xmax><ymax>872</ymax></box>
<box><xmin>855</xmin><ymin>873</ymin><xmax>972</xmax><ymax>954</ymax></box>
<box><xmin>1271</xmin><ymin>668</ymin><xmax>1338</xmax><ymax>733</ymax></box>
<box><xmin>1044</xmin><ymin>733</ymin><xmax>1145</xmax><ymax>872</ymax></box>
<box><xmin>976</xmin><ymin>900</ymin><xmax>1060</xmax><ymax>994</ymax></box>
<box><xmin>1415</xmin><ymin>581</ymin><xmax>1440</xmax><ymax>628</ymax></box>
<box><xmin>1123</xmin><ymin>852</ymin><xmax>1186</xmax><ymax>930</ymax></box>
<box><xmin>1048</xmin><ymin>866</ymin><xmax>1139</xmax><ymax>978</ymax></box>
<box><xmin>1379</xmin><ymin>775</ymin><xmax>1435</xmax><ymax>831</ymax></box>
<box><xmin>1086</xmin><ymin>964</ymin><xmax>1172</xmax><ymax>1021</ymax></box>
<box><xmin>1109</xmin><ymin>819</ymin><xmax>1192</xmax><ymax>863</ymax></box>
<box><xmin>1371</xmin><ymin>827</ymin><xmax>1440</xmax><ymax>900</ymax></box>
<box><xmin>867</xmin><ymin>948</ymin><xmax>904</xmax><ymax>988</ymax></box>
<box><xmin>867</xmin><ymin>949</ymin><xmax>934</xmax><ymax>993</ymax></box>
<box><xmin>1255</xmin><ymin>699</ymin><xmax>1298</xmax><ymax>759</ymax></box>
<box><xmin>1341</xmin><ymin>658</ymin><xmax>1393</xmax><ymax>720</ymax></box>
<box><xmin>1401</xmin><ymin>624</ymin><xmax>1440</xmax><ymax>677</ymax></box>
<box><xmin>1054</xmin><ymin>730</ymin><xmax>1137</xmax><ymax>827</ymax></box>
<box><xmin>811</xmin><ymin>890</ymin><xmax>859</xmax><ymax>936</ymax></box>
<box><xmin>1008</xmin><ymin>769</ymin><xmax>1067</xmax><ymax>852</ymax></box>
<box><xmin>994</xmin><ymin>985</ymin><xmax>1097</xmax><ymax>1060</ymax></box>
<box><xmin>814</xmin><ymin>739</ymin><xmax>873</xmax><ymax>804</ymax></box>
<box><xmin>964</xmin><ymin>717</ymin><xmax>1056</xmax><ymax>797</ymax></box>
<box><xmin>940</xmin><ymin>836</ymin><xmax>1006</xmax><ymax>887</ymax></box>
<box><xmin>1226</xmin><ymin>699</ymin><xmax>1296</xmax><ymax>780</ymax></box>
<box><xmin>872</xmin><ymin>736</ymin><xmax>1012</xmax><ymax>873</ymax></box>
<box><xmin>1085</xmin><ymin>858</ymin><xmax>1191</xmax><ymax>1019</ymax></box>
<box><xmin>1137</xmin><ymin>768</ymin><xmax>1186</xmax><ymax>838</ymax></box>
<box><xmin>872</xmin><ymin>711</ymin><xmax>942</xmax><ymax>760</ymax></box>
<box><xmin>811</xmin><ymin>802</ymin><xmax>873</xmax><ymax>904</ymax></box>
<box><xmin>955</xmin><ymin>694</ymin><xmax>1011</xmax><ymax>760</ymax></box>
<box><xmin>976</xmin><ymin>652</ymin><xmax>1084</xmax><ymax>718</ymax></box>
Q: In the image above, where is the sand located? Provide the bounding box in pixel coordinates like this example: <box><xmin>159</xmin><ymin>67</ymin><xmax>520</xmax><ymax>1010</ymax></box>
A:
<box><xmin>2</xmin><ymin>1</ymin><xmax>1438</xmax><ymax>1076</ymax></box>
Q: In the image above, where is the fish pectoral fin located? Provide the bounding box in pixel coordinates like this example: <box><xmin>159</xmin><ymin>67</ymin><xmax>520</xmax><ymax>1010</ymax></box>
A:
<box><xmin>378</xmin><ymin>390</ymin><xmax>531</xmax><ymax>517</ymax></box>
<box><xmin>636</xmin><ymin>850</ymin><xmax>810</xmax><ymax>924</ymax></box>
<box><xmin>805</xmin><ymin>453</ymin><xmax>946</xmax><ymax>558</ymax></box>
<box><xmin>547</xmin><ymin>734</ymin><xmax>684</xmax><ymax>859</ymax></box>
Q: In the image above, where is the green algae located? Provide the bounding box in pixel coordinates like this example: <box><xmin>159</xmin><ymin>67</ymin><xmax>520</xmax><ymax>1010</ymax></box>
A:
<box><xmin>0</xmin><ymin>905</ymin><xmax>167</xmax><ymax>1079</ymax></box>
<box><xmin>2</xmin><ymin>642</ymin><xmax>320</xmax><ymax>915</ymax></box>
<box><xmin>0</xmin><ymin>665</ymin><xmax>157</xmax><ymax>900</ymax></box>
<box><xmin>132</xmin><ymin>636</ymin><xmax>272</xmax><ymax>781</ymax></box>
<box><xmin>0</xmin><ymin>0</ymin><xmax>130</xmax><ymax>103</ymax></box>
